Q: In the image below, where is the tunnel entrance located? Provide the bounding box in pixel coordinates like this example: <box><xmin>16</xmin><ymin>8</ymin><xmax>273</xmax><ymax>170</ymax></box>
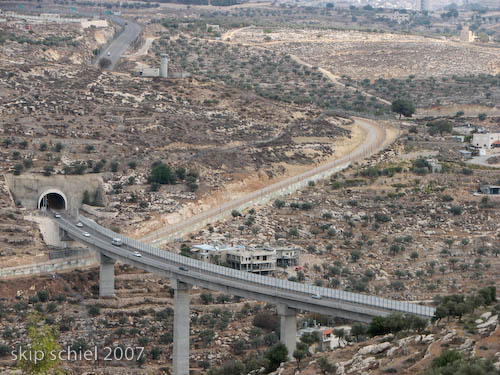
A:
<box><xmin>38</xmin><ymin>190</ymin><xmax>67</xmax><ymax>210</ymax></box>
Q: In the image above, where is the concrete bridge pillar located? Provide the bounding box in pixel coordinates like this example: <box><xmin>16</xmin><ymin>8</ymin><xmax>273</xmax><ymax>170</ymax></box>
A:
<box><xmin>277</xmin><ymin>304</ymin><xmax>297</xmax><ymax>359</ymax></box>
<box><xmin>172</xmin><ymin>279</ymin><xmax>191</xmax><ymax>375</ymax></box>
<box><xmin>99</xmin><ymin>253</ymin><xmax>115</xmax><ymax>298</ymax></box>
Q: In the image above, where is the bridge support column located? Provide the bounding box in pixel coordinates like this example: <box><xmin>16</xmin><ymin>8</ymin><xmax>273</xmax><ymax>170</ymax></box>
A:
<box><xmin>99</xmin><ymin>253</ymin><xmax>115</xmax><ymax>298</ymax></box>
<box><xmin>172</xmin><ymin>279</ymin><xmax>191</xmax><ymax>375</ymax></box>
<box><xmin>277</xmin><ymin>304</ymin><xmax>297</xmax><ymax>359</ymax></box>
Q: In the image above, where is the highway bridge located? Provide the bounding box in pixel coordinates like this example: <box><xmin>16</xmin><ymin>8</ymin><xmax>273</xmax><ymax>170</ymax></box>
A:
<box><xmin>55</xmin><ymin>212</ymin><xmax>435</xmax><ymax>375</ymax></box>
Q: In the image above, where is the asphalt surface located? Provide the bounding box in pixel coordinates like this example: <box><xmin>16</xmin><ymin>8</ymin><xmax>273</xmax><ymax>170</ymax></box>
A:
<box><xmin>0</xmin><ymin>3</ymin><xmax>141</xmax><ymax>70</ymax></box>
<box><xmin>95</xmin><ymin>17</ymin><xmax>142</xmax><ymax>70</ymax></box>
<box><xmin>53</xmin><ymin>211</ymin><xmax>435</xmax><ymax>319</ymax></box>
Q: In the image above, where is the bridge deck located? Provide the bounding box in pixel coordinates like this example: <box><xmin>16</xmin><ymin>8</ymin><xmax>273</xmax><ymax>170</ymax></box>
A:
<box><xmin>57</xmin><ymin>215</ymin><xmax>435</xmax><ymax>320</ymax></box>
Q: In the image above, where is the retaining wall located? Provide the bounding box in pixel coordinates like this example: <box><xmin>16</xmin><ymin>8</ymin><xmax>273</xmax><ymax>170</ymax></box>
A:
<box><xmin>0</xmin><ymin>255</ymin><xmax>97</xmax><ymax>278</ymax></box>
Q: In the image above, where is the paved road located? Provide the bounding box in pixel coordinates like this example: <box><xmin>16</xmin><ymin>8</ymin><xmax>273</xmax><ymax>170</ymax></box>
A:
<box><xmin>95</xmin><ymin>17</ymin><xmax>142</xmax><ymax>70</ymax></box>
<box><xmin>1</xmin><ymin>3</ymin><xmax>141</xmax><ymax>70</ymax></box>
<box><xmin>55</xmin><ymin>212</ymin><xmax>435</xmax><ymax>320</ymax></box>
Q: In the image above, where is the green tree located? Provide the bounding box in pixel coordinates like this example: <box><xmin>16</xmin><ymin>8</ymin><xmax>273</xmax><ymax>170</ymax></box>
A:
<box><xmin>200</xmin><ymin>292</ymin><xmax>213</xmax><ymax>305</ymax></box>
<box><xmin>265</xmin><ymin>343</ymin><xmax>288</xmax><ymax>372</ymax></box>
<box><xmin>293</xmin><ymin>348</ymin><xmax>307</xmax><ymax>370</ymax></box>
<box><xmin>391</xmin><ymin>99</ymin><xmax>415</xmax><ymax>119</ymax></box>
<box><xmin>317</xmin><ymin>356</ymin><xmax>336</xmax><ymax>374</ymax></box>
<box><xmin>13</xmin><ymin>163</ymin><xmax>24</xmax><ymax>176</ymax></box>
<box><xmin>54</xmin><ymin>142</ymin><xmax>64</xmax><ymax>152</ymax></box>
<box><xmin>351</xmin><ymin>322</ymin><xmax>367</xmax><ymax>342</ymax></box>
<box><xmin>175</xmin><ymin>167</ymin><xmax>186</xmax><ymax>180</ymax></box>
<box><xmin>150</xmin><ymin>162</ymin><xmax>176</xmax><ymax>185</ymax></box>
<box><xmin>43</xmin><ymin>165</ymin><xmax>54</xmax><ymax>177</ymax></box>
<box><xmin>99</xmin><ymin>57</ymin><xmax>112</xmax><ymax>69</ymax></box>
<box><xmin>18</xmin><ymin>313</ymin><xmax>61</xmax><ymax>374</ymax></box>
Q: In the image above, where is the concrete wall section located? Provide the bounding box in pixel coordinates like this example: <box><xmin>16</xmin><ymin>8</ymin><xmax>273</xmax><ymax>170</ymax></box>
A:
<box><xmin>5</xmin><ymin>174</ymin><xmax>104</xmax><ymax>214</ymax></box>
<box><xmin>152</xmin><ymin>163</ymin><xmax>350</xmax><ymax>244</ymax></box>
<box><xmin>25</xmin><ymin>214</ymin><xmax>64</xmax><ymax>247</ymax></box>
<box><xmin>0</xmin><ymin>255</ymin><xmax>97</xmax><ymax>278</ymax></box>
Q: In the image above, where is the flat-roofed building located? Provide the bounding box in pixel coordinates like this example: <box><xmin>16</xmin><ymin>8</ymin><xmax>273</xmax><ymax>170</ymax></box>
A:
<box><xmin>226</xmin><ymin>248</ymin><xmax>276</xmax><ymax>275</ymax></box>
<box><xmin>274</xmin><ymin>246</ymin><xmax>300</xmax><ymax>267</ymax></box>
<box><xmin>472</xmin><ymin>133</ymin><xmax>500</xmax><ymax>149</ymax></box>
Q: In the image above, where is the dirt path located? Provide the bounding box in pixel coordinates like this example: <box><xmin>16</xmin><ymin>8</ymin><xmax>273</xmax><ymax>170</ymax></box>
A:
<box><xmin>222</xmin><ymin>26</ymin><xmax>253</xmax><ymax>41</ymax></box>
<box><xmin>139</xmin><ymin>117</ymin><xmax>391</xmax><ymax>244</ymax></box>
<box><xmin>289</xmin><ymin>54</ymin><xmax>391</xmax><ymax>105</ymax></box>
<box><xmin>125</xmin><ymin>37</ymin><xmax>157</xmax><ymax>58</ymax></box>
<box><xmin>218</xmin><ymin>27</ymin><xmax>391</xmax><ymax>106</ymax></box>
<box><xmin>136</xmin><ymin>28</ymin><xmax>396</xmax><ymax>242</ymax></box>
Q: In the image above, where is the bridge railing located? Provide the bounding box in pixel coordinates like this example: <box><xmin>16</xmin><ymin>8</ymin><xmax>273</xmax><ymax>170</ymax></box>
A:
<box><xmin>77</xmin><ymin>216</ymin><xmax>435</xmax><ymax>318</ymax></box>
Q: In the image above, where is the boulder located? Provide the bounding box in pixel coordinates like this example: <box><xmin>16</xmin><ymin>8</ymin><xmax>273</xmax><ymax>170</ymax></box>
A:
<box><xmin>477</xmin><ymin>315</ymin><xmax>498</xmax><ymax>329</ymax></box>
<box><xmin>357</xmin><ymin>342</ymin><xmax>392</xmax><ymax>355</ymax></box>
<box><xmin>480</xmin><ymin>312</ymin><xmax>492</xmax><ymax>320</ymax></box>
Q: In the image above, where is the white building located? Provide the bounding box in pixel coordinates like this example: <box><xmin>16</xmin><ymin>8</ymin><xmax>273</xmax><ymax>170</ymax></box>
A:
<box><xmin>298</xmin><ymin>325</ymin><xmax>352</xmax><ymax>350</ymax></box>
<box><xmin>472</xmin><ymin>133</ymin><xmax>500</xmax><ymax>149</ymax></box>
<box><xmin>460</xmin><ymin>26</ymin><xmax>475</xmax><ymax>42</ymax></box>
<box><xmin>274</xmin><ymin>247</ymin><xmax>300</xmax><ymax>267</ymax></box>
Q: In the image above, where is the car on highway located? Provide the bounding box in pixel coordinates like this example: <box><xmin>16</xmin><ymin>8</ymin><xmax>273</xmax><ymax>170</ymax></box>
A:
<box><xmin>133</xmin><ymin>251</ymin><xmax>142</xmax><ymax>257</ymax></box>
<box><xmin>53</xmin><ymin>212</ymin><xmax>61</xmax><ymax>218</ymax></box>
<box><xmin>107</xmin><ymin>51</ymin><xmax>111</xmax><ymax>56</ymax></box>
<box><xmin>83</xmin><ymin>232</ymin><xmax>90</xmax><ymax>237</ymax></box>
<box><xmin>311</xmin><ymin>293</ymin><xmax>322</xmax><ymax>300</ymax></box>
<box><xmin>76</xmin><ymin>222</ymin><xmax>83</xmax><ymax>228</ymax></box>
<box><xmin>179</xmin><ymin>266</ymin><xmax>189</xmax><ymax>272</ymax></box>
<box><xmin>111</xmin><ymin>238</ymin><xmax>123</xmax><ymax>246</ymax></box>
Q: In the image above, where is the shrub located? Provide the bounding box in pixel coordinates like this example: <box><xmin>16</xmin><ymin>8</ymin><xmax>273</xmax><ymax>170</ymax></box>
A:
<box><xmin>374</xmin><ymin>213</ymin><xmax>390</xmax><ymax>223</ymax></box>
<box><xmin>37</xmin><ymin>290</ymin><xmax>50</xmax><ymax>302</ymax></box>
<box><xmin>273</xmin><ymin>199</ymin><xmax>285</xmax><ymax>208</ymax></box>
<box><xmin>253</xmin><ymin>312</ymin><xmax>278</xmax><ymax>331</ymax></box>
<box><xmin>265</xmin><ymin>344</ymin><xmax>288</xmax><ymax>372</ymax></box>
<box><xmin>13</xmin><ymin>163</ymin><xmax>23</xmax><ymax>175</ymax></box>
<box><xmin>150</xmin><ymin>162</ymin><xmax>176</xmax><ymax>185</ymax></box>
<box><xmin>88</xmin><ymin>305</ymin><xmax>100</xmax><ymax>317</ymax></box>
<box><xmin>99</xmin><ymin>57</ymin><xmax>112</xmax><ymax>69</ymax></box>
<box><xmin>43</xmin><ymin>165</ymin><xmax>54</xmax><ymax>176</ymax></box>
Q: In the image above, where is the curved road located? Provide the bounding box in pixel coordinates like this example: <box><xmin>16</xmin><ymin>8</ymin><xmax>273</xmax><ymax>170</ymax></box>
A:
<box><xmin>141</xmin><ymin>117</ymin><xmax>393</xmax><ymax>245</ymax></box>
<box><xmin>95</xmin><ymin>17</ymin><xmax>142</xmax><ymax>70</ymax></box>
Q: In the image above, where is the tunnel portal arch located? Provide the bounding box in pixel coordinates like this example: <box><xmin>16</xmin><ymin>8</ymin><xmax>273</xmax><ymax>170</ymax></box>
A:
<box><xmin>38</xmin><ymin>189</ymin><xmax>68</xmax><ymax>210</ymax></box>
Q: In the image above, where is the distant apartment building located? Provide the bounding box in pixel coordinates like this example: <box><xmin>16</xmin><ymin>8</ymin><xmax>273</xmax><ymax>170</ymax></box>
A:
<box><xmin>479</xmin><ymin>185</ymin><xmax>500</xmax><ymax>195</ymax></box>
<box><xmin>274</xmin><ymin>247</ymin><xmax>300</xmax><ymax>267</ymax></box>
<box><xmin>192</xmin><ymin>243</ymin><xmax>299</xmax><ymax>274</ymax></box>
<box><xmin>472</xmin><ymin>133</ymin><xmax>500</xmax><ymax>149</ymax></box>
<box><xmin>226</xmin><ymin>248</ymin><xmax>276</xmax><ymax>275</ymax></box>
<box><xmin>380</xmin><ymin>13</ymin><xmax>410</xmax><ymax>24</ymax></box>
<box><xmin>460</xmin><ymin>26</ymin><xmax>475</xmax><ymax>42</ymax></box>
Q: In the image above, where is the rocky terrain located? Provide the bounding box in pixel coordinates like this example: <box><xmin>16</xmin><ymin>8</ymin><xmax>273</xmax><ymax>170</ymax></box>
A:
<box><xmin>231</xmin><ymin>28</ymin><xmax>500</xmax><ymax>80</ymax></box>
<box><xmin>0</xmin><ymin>2</ymin><xmax>499</xmax><ymax>375</ymax></box>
